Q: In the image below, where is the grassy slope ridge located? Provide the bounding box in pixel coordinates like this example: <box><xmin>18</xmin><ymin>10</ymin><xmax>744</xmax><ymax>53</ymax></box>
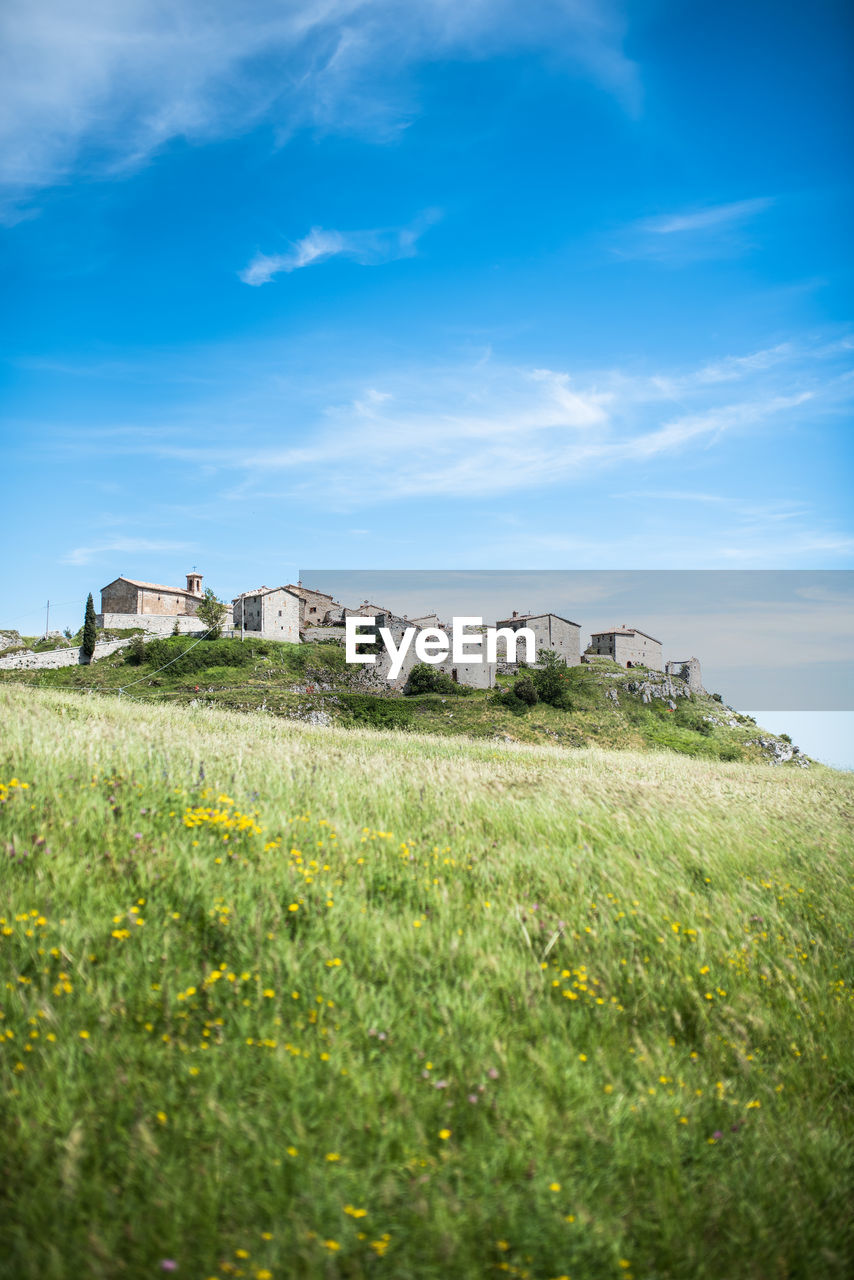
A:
<box><xmin>1</xmin><ymin>686</ymin><xmax>852</xmax><ymax>1280</ymax></box>
<box><xmin>0</xmin><ymin>637</ymin><xmax>802</xmax><ymax>763</ymax></box>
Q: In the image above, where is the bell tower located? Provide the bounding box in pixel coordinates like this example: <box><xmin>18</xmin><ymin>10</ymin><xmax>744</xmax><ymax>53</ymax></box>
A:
<box><xmin>186</xmin><ymin>571</ymin><xmax>203</xmax><ymax>597</ymax></box>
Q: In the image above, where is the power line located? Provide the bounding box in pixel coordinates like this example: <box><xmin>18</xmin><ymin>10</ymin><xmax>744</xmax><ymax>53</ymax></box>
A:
<box><xmin>117</xmin><ymin>627</ymin><xmax>218</xmax><ymax>694</ymax></box>
<box><xmin>11</xmin><ymin>597</ymin><xmax>89</xmax><ymax>622</ymax></box>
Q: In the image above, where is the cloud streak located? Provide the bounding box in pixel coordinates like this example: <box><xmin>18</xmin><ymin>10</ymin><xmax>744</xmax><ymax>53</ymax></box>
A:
<box><xmin>62</xmin><ymin>537</ymin><xmax>195</xmax><ymax>567</ymax></box>
<box><xmin>641</xmin><ymin>198</ymin><xmax>773</xmax><ymax>236</ymax></box>
<box><xmin>239</xmin><ymin>210</ymin><xmax>440</xmax><ymax>284</ymax></box>
<box><xmin>615</xmin><ymin>197</ymin><xmax>774</xmax><ymax>262</ymax></box>
<box><xmin>104</xmin><ymin>331</ymin><xmax>850</xmax><ymax>506</ymax></box>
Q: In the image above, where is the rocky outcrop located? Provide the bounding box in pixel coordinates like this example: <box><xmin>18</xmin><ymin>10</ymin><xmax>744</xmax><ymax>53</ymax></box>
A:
<box><xmin>626</xmin><ymin>675</ymin><xmax>692</xmax><ymax>704</ymax></box>
<box><xmin>746</xmin><ymin>737</ymin><xmax>810</xmax><ymax>767</ymax></box>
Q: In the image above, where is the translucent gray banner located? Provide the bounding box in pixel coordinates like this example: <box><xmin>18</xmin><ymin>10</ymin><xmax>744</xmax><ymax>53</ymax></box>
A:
<box><xmin>296</xmin><ymin>570</ymin><xmax>854</xmax><ymax>711</ymax></box>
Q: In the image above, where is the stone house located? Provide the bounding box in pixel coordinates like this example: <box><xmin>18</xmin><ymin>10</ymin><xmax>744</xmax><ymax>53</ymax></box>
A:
<box><xmin>493</xmin><ymin>612</ymin><xmax>581</xmax><ymax>666</ymax></box>
<box><xmin>232</xmin><ymin>586</ymin><xmax>301</xmax><ymax>642</ymax></box>
<box><xmin>285</xmin><ymin>583</ymin><xmax>341</xmax><ymax>626</ymax></box>
<box><xmin>97</xmin><ymin>573</ymin><xmax>208</xmax><ymax>634</ymax></box>
<box><xmin>587</xmin><ymin>626</ymin><xmax>663</xmax><ymax>670</ymax></box>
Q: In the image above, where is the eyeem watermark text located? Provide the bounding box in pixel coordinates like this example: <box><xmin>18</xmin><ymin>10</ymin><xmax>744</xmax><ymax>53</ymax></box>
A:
<box><xmin>345</xmin><ymin>616</ymin><xmax>536</xmax><ymax>680</ymax></box>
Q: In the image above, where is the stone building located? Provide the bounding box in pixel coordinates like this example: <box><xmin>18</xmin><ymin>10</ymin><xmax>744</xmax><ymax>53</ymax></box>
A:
<box><xmin>232</xmin><ymin>586</ymin><xmax>301</xmax><ymax>642</ymax></box>
<box><xmin>493</xmin><ymin>612</ymin><xmax>581</xmax><ymax>666</ymax></box>
<box><xmin>285</xmin><ymin>583</ymin><xmax>341</xmax><ymax>626</ymax></box>
<box><xmin>587</xmin><ymin>626</ymin><xmax>663</xmax><ymax>670</ymax></box>
<box><xmin>97</xmin><ymin>573</ymin><xmax>208</xmax><ymax>634</ymax></box>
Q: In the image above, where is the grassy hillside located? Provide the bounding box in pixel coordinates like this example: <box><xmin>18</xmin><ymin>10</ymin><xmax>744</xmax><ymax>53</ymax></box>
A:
<box><xmin>1</xmin><ymin>686</ymin><xmax>852</xmax><ymax>1280</ymax></box>
<box><xmin>0</xmin><ymin>636</ymin><xmax>803</xmax><ymax>764</ymax></box>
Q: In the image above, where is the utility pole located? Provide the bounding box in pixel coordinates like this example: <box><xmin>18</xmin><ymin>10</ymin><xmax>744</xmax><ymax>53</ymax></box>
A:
<box><xmin>45</xmin><ymin>599</ymin><xmax>49</xmax><ymax>637</ymax></box>
<box><xmin>241</xmin><ymin>596</ymin><xmax>245</xmax><ymax>642</ymax></box>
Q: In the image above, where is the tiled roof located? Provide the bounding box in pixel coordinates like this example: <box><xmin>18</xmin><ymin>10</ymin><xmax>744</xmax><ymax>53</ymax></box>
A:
<box><xmin>495</xmin><ymin>612</ymin><xmax>581</xmax><ymax>627</ymax></box>
<box><xmin>233</xmin><ymin>586</ymin><xmax>300</xmax><ymax>601</ymax></box>
<box><xmin>591</xmin><ymin>626</ymin><xmax>662</xmax><ymax>644</ymax></box>
<box><xmin>286</xmin><ymin>584</ymin><xmax>338</xmax><ymax>600</ymax></box>
<box><xmin>113</xmin><ymin>577</ymin><xmax>196</xmax><ymax>596</ymax></box>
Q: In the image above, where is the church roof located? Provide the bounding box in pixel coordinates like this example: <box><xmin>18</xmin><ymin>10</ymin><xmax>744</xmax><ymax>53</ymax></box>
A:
<box><xmin>103</xmin><ymin>576</ymin><xmax>197</xmax><ymax>597</ymax></box>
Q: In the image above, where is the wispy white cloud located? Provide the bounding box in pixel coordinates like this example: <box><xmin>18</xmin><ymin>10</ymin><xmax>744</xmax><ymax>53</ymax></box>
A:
<box><xmin>239</xmin><ymin>210</ymin><xmax>440</xmax><ymax>284</ymax></box>
<box><xmin>0</xmin><ymin>1</ymin><xmax>637</xmax><ymax>215</ymax></box>
<box><xmin>640</xmin><ymin>197</ymin><xmax>773</xmax><ymax>236</ymax></box>
<box><xmin>62</xmin><ymin>537</ymin><xmax>195</xmax><ymax>566</ymax></box>
<box><xmin>615</xmin><ymin>197</ymin><xmax>774</xmax><ymax>262</ymax></box>
<box><xmin>119</xmin><ymin>334</ymin><xmax>848</xmax><ymax>505</ymax></box>
<box><xmin>35</xmin><ymin>328</ymin><xmax>852</xmax><ymax>572</ymax></box>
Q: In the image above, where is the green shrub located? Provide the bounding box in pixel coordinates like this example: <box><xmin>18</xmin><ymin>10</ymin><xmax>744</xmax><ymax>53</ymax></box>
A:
<box><xmin>338</xmin><ymin>693</ymin><xmax>414</xmax><ymax>729</ymax></box>
<box><xmin>532</xmin><ymin>650</ymin><xmax>573</xmax><ymax>710</ymax></box>
<box><xmin>125</xmin><ymin>635</ymin><xmax>147</xmax><ymax>666</ymax></box>
<box><xmin>124</xmin><ymin>637</ymin><xmax>265</xmax><ymax>675</ymax></box>
<box><xmin>513</xmin><ymin>675</ymin><xmax>539</xmax><ymax>705</ymax></box>
<box><xmin>404</xmin><ymin>663</ymin><xmax>473</xmax><ymax>696</ymax></box>
<box><xmin>675</xmin><ymin>707</ymin><xmax>713</xmax><ymax>736</ymax></box>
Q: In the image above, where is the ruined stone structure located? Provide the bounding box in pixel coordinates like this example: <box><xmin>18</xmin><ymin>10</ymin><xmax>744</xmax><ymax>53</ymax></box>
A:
<box><xmin>493</xmin><ymin>612</ymin><xmax>581</xmax><ymax>666</ymax></box>
<box><xmin>665</xmin><ymin>657</ymin><xmax>704</xmax><ymax>693</ymax></box>
<box><xmin>232</xmin><ymin>586</ymin><xmax>301</xmax><ymax>642</ymax></box>
<box><xmin>587</xmin><ymin>626</ymin><xmax>663</xmax><ymax>670</ymax></box>
<box><xmin>97</xmin><ymin>573</ymin><xmax>208</xmax><ymax>634</ymax></box>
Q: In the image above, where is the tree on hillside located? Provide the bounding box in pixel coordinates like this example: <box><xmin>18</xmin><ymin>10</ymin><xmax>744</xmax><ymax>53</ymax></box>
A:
<box><xmin>82</xmin><ymin>593</ymin><xmax>97</xmax><ymax>663</ymax></box>
<box><xmin>532</xmin><ymin>649</ymin><xmax>573</xmax><ymax>710</ymax></box>
<box><xmin>196</xmin><ymin>588</ymin><xmax>228</xmax><ymax>638</ymax></box>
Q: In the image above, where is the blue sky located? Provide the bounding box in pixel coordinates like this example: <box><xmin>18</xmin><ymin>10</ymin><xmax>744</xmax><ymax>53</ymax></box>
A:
<box><xmin>1</xmin><ymin>0</ymin><xmax>853</xmax><ymax>638</ymax></box>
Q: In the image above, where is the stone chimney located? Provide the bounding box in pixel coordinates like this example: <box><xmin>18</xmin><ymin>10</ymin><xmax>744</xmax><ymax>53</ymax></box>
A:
<box><xmin>186</xmin><ymin>572</ymin><xmax>203</xmax><ymax>597</ymax></box>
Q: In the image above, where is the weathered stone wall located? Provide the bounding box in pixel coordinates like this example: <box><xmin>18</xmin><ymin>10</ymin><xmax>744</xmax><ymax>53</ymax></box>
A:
<box><xmin>0</xmin><ymin>638</ymin><xmax>134</xmax><ymax>670</ymax></box>
<box><xmin>261</xmin><ymin>589</ymin><xmax>300</xmax><ymax>642</ymax></box>
<box><xmin>97</xmin><ymin>613</ymin><xmax>208</xmax><ymax>636</ymax></box>
<box><xmin>665</xmin><ymin>657</ymin><xmax>704</xmax><ymax>693</ymax></box>
<box><xmin>138</xmin><ymin>588</ymin><xmax>199</xmax><ymax>617</ymax></box>
<box><xmin>233</xmin><ymin>589</ymin><xmax>300</xmax><ymax>642</ymax></box>
<box><xmin>101</xmin><ymin>580</ymin><xmax>140</xmax><ymax>614</ymax></box>
<box><xmin>494</xmin><ymin>615</ymin><xmax>580</xmax><ymax>665</ymax></box>
<box><xmin>590</xmin><ymin>631</ymin><xmax>663</xmax><ymax>670</ymax></box>
<box><xmin>303</xmin><ymin>626</ymin><xmax>345</xmax><ymax>642</ymax></box>
<box><xmin>614</xmin><ymin>633</ymin><xmax>663</xmax><ymax>670</ymax></box>
<box><xmin>435</xmin><ymin>658</ymin><xmax>497</xmax><ymax>689</ymax></box>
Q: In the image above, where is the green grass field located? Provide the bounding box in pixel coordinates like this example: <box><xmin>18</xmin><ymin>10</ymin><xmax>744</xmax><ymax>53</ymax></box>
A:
<box><xmin>0</xmin><ymin>635</ymin><xmax>794</xmax><ymax>763</ymax></box>
<box><xmin>1</xmin><ymin>685</ymin><xmax>852</xmax><ymax>1280</ymax></box>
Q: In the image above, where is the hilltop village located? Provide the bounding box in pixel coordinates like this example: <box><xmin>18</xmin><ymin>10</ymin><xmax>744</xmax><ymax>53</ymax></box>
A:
<box><xmin>96</xmin><ymin>571</ymin><xmax>704</xmax><ymax>692</ymax></box>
